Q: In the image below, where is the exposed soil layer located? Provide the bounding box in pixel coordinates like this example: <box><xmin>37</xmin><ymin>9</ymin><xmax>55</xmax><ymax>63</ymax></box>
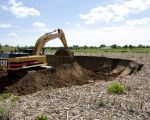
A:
<box><xmin>0</xmin><ymin>62</ymin><xmax>112</xmax><ymax>95</ymax></box>
<box><xmin>0</xmin><ymin>56</ymin><xmax>143</xmax><ymax>96</ymax></box>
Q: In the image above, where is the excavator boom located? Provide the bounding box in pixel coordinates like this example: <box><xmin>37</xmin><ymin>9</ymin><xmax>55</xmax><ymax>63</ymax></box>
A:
<box><xmin>33</xmin><ymin>29</ymin><xmax>68</xmax><ymax>55</ymax></box>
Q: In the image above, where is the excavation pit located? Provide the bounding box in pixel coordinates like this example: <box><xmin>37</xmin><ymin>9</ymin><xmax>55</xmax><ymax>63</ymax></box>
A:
<box><xmin>0</xmin><ymin>55</ymin><xmax>143</xmax><ymax>95</ymax></box>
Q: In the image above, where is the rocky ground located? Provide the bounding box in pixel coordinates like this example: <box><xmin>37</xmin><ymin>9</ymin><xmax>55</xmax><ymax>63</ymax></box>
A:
<box><xmin>9</xmin><ymin>53</ymin><xmax>150</xmax><ymax>120</ymax></box>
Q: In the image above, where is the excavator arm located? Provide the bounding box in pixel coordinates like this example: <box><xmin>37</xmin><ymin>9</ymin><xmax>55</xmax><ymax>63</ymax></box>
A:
<box><xmin>32</xmin><ymin>29</ymin><xmax>68</xmax><ymax>55</ymax></box>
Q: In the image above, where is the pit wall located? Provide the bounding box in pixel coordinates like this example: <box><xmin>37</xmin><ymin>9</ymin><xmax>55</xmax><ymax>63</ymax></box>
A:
<box><xmin>46</xmin><ymin>55</ymin><xmax>143</xmax><ymax>76</ymax></box>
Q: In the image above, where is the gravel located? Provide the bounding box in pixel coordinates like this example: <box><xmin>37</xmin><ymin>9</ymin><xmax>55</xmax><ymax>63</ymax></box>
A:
<box><xmin>10</xmin><ymin>53</ymin><xmax>150</xmax><ymax>120</ymax></box>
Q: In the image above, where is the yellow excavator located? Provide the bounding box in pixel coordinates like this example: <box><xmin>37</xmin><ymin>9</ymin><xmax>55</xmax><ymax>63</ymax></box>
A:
<box><xmin>0</xmin><ymin>29</ymin><xmax>73</xmax><ymax>77</ymax></box>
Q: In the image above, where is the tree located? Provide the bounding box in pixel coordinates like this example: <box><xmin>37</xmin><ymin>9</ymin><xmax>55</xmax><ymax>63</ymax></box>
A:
<box><xmin>83</xmin><ymin>45</ymin><xmax>88</xmax><ymax>49</ymax></box>
<box><xmin>4</xmin><ymin>44</ymin><xmax>9</xmax><ymax>47</ymax></box>
<box><xmin>123</xmin><ymin>45</ymin><xmax>128</xmax><ymax>48</ymax></box>
<box><xmin>129</xmin><ymin>45</ymin><xmax>133</xmax><ymax>49</ymax></box>
<box><xmin>111</xmin><ymin>44</ymin><xmax>117</xmax><ymax>49</ymax></box>
<box><xmin>137</xmin><ymin>44</ymin><xmax>145</xmax><ymax>48</ymax></box>
<box><xmin>99</xmin><ymin>44</ymin><xmax>106</xmax><ymax>48</ymax></box>
<box><xmin>73</xmin><ymin>45</ymin><xmax>78</xmax><ymax>48</ymax></box>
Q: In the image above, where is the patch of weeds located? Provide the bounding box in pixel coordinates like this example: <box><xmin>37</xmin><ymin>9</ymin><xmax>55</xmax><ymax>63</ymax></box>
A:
<box><xmin>0</xmin><ymin>93</ymin><xmax>19</xmax><ymax>120</ymax></box>
<box><xmin>126</xmin><ymin>86</ymin><xmax>131</xmax><ymax>91</ymax></box>
<box><xmin>0</xmin><ymin>106</ymin><xmax>9</xmax><ymax>120</ymax></box>
<box><xmin>128</xmin><ymin>106</ymin><xmax>134</xmax><ymax>114</ymax></box>
<box><xmin>0</xmin><ymin>93</ymin><xmax>12</xmax><ymax>101</ymax></box>
<box><xmin>98</xmin><ymin>100</ymin><xmax>105</xmax><ymax>108</ymax></box>
<box><xmin>10</xmin><ymin>95</ymin><xmax>20</xmax><ymax>103</ymax></box>
<box><xmin>36</xmin><ymin>114</ymin><xmax>48</xmax><ymax>120</ymax></box>
<box><xmin>121</xmin><ymin>50</ymin><xmax>127</xmax><ymax>53</ymax></box>
<box><xmin>107</xmin><ymin>82</ymin><xmax>125</xmax><ymax>94</ymax></box>
<box><xmin>146</xmin><ymin>111</ymin><xmax>150</xmax><ymax>117</ymax></box>
<box><xmin>0</xmin><ymin>93</ymin><xmax>19</xmax><ymax>103</ymax></box>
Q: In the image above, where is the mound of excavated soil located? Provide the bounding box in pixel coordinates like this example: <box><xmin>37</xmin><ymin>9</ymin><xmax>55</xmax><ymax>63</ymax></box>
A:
<box><xmin>55</xmin><ymin>48</ymin><xmax>74</xmax><ymax>57</ymax></box>
<box><xmin>4</xmin><ymin>62</ymin><xmax>111</xmax><ymax>95</ymax></box>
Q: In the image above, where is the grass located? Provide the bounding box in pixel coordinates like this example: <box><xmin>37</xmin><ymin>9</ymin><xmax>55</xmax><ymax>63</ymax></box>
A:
<box><xmin>0</xmin><ymin>93</ymin><xmax>20</xmax><ymax>120</ymax></box>
<box><xmin>71</xmin><ymin>48</ymin><xmax>150</xmax><ymax>53</ymax></box>
<box><xmin>0</xmin><ymin>93</ymin><xmax>12</xmax><ymax>101</ymax></box>
<box><xmin>0</xmin><ymin>46</ymin><xmax>16</xmax><ymax>52</ymax></box>
<box><xmin>10</xmin><ymin>96</ymin><xmax>20</xmax><ymax>103</ymax></box>
<box><xmin>98</xmin><ymin>100</ymin><xmax>105</xmax><ymax>108</ymax></box>
<box><xmin>107</xmin><ymin>82</ymin><xmax>126</xmax><ymax>94</ymax></box>
<box><xmin>0</xmin><ymin>92</ymin><xmax>19</xmax><ymax>102</ymax></box>
<box><xmin>0</xmin><ymin>106</ymin><xmax>9</xmax><ymax>120</ymax></box>
<box><xmin>1</xmin><ymin>46</ymin><xmax>150</xmax><ymax>53</ymax></box>
<box><xmin>36</xmin><ymin>114</ymin><xmax>48</xmax><ymax>120</ymax></box>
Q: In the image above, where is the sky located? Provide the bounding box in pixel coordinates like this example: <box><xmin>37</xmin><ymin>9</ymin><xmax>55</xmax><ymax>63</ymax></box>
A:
<box><xmin>0</xmin><ymin>0</ymin><xmax>150</xmax><ymax>47</ymax></box>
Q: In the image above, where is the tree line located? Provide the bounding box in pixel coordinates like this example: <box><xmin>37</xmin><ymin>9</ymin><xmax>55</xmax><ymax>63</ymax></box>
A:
<box><xmin>0</xmin><ymin>43</ymin><xmax>150</xmax><ymax>50</ymax></box>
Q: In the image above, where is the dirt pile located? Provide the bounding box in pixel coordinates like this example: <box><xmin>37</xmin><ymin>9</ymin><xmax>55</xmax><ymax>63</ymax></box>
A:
<box><xmin>55</xmin><ymin>48</ymin><xmax>74</xmax><ymax>57</ymax></box>
<box><xmin>3</xmin><ymin>62</ymin><xmax>111</xmax><ymax>95</ymax></box>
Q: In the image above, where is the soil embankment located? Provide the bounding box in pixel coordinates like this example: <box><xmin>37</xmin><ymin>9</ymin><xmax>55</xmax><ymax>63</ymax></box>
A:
<box><xmin>0</xmin><ymin>56</ymin><xmax>142</xmax><ymax>95</ymax></box>
<box><xmin>0</xmin><ymin>62</ymin><xmax>111</xmax><ymax>95</ymax></box>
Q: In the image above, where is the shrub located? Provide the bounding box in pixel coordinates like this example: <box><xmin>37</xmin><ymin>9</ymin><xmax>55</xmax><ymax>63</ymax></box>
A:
<box><xmin>36</xmin><ymin>114</ymin><xmax>48</xmax><ymax>120</ymax></box>
<box><xmin>107</xmin><ymin>83</ymin><xmax>125</xmax><ymax>94</ymax></box>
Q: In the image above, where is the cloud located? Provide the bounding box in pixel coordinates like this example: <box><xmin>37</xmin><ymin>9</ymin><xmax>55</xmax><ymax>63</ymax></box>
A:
<box><xmin>126</xmin><ymin>17</ymin><xmax>150</xmax><ymax>26</ymax></box>
<box><xmin>75</xmin><ymin>23</ymin><xmax>82</xmax><ymax>29</ymax></box>
<box><xmin>1</xmin><ymin>5</ymin><xmax>8</xmax><ymax>10</ymax></box>
<box><xmin>33</xmin><ymin>22</ymin><xmax>46</xmax><ymax>28</ymax></box>
<box><xmin>66</xmin><ymin>22</ymin><xmax>71</xmax><ymax>25</ymax></box>
<box><xmin>1</xmin><ymin>0</ymin><xmax>40</xmax><ymax>18</ymax></box>
<box><xmin>9</xmin><ymin>33</ymin><xmax>18</xmax><ymax>37</ymax></box>
<box><xmin>0</xmin><ymin>24</ymin><xmax>12</xmax><ymax>28</ymax></box>
<box><xmin>33</xmin><ymin>22</ymin><xmax>49</xmax><ymax>31</ymax></box>
<box><xmin>80</xmin><ymin>0</ymin><xmax>150</xmax><ymax>24</ymax></box>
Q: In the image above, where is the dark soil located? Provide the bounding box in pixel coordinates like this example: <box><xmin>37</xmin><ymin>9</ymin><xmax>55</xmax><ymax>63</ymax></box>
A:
<box><xmin>55</xmin><ymin>48</ymin><xmax>74</xmax><ymax>57</ymax></box>
<box><xmin>0</xmin><ymin>62</ymin><xmax>112</xmax><ymax>96</ymax></box>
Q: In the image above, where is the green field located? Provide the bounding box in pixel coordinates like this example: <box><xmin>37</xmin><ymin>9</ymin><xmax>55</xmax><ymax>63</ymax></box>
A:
<box><xmin>72</xmin><ymin>47</ymin><xmax>150</xmax><ymax>53</ymax></box>
<box><xmin>0</xmin><ymin>46</ymin><xmax>16</xmax><ymax>52</ymax></box>
<box><xmin>0</xmin><ymin>46</ymin><xmax>150</xmax><ymax>53</ymax></box>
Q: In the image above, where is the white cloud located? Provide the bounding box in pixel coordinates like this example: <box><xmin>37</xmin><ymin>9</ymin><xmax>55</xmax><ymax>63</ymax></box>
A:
<box><xmin>66</xmin><ymin>22</ymin><xmax>71</xmax><ymax>25</ymax></box>
<box><xmin>1</xmin><ymin>0</ymin><xmax>40</xmax><ymax>18</ymax></box>
<box><xmin>33</xmin><ymin>22</ymin><xmax>50</xmax><ymax>31</ymax></box>
<box><xmin>33</xmin><ymin>22</ymin><xmax>46</xmax><ymax>28</ymax></box>
<box><xmin>1</xmin><ymin>5</ymin><xmax>8</xmax><ymax>10</ymax></box>
<box><xmin>0</xmin><ymin>24</ymin><xmax>12</xmax><ymax>28</ymax></box>
<box><xmin>80</xmin><ymin>0</ymin><xmax>150</xmax><ymax>24</ymax></box>
<box><xmin>75</xmin><ymin>23</ymin><xmax>82</xmax><ymax>29</ymax></box>
<box><xmin>9</xmin><ymin>33</ymin><xmax>18</xmax><ymax>37</ymax></box>
<box><xmin>126</xmin><ymin>17</ymin><xmax>150</xmax><ymax>26</ymax></box>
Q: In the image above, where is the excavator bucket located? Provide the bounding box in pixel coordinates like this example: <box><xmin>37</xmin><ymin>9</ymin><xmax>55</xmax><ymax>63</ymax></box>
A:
<box><xmin>55</xmin><ymin>48</ymin><xmax>74</xmax><ymax>57</ymax></box>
